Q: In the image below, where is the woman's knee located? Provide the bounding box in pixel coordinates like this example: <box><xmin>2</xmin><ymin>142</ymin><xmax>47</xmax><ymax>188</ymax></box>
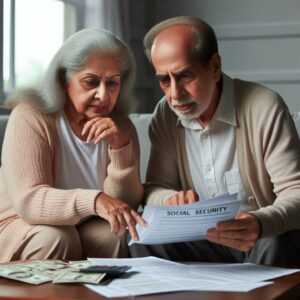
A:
<box><xmin>14</xmin><ymin>225</ymin><xmax>82</xmax><ymax>260</ymax></box>
<box><xmin>78</xmin><ymin>218</ymin><xmax>129</xmax><ymax>258</ymax></box>
<box><xmin>44</xmin><ymin>226</ymin><xmax>82</xmax><ymax>256</ymax></box>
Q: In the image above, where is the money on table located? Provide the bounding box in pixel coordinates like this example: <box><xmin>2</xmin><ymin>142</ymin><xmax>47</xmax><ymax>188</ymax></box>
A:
<box><xmin>0</xmin><ymin>259</ymin><xmax>104</xmax><ymax>285</ymax></box>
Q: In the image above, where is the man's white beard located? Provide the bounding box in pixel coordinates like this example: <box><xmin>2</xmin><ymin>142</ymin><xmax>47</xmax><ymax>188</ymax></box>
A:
<box><xmin>169</xmin><ymin>99</ymin><xmax>206</xmax><ymax>120</ymax></box>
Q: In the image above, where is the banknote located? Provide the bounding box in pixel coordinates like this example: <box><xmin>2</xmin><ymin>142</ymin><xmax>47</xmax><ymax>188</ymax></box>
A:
<box><xmin>68</xmin><ymin>260</ymin><xmax>92</xmax><ymax>269</ymax></box>
<box><xmin>22</xmin><ymin>260</ymin><xmax>69</xmax><ymax>270</ymax></box>
<box><xmin>0</xmin><ymin>259</ymin><xmax>103</xmax><ymax>285</ymax></box>
<box><xmin>0</xmin><ymin>266</ymin><xmax>51</xmax><ymax>285</ymax></box>
<box><xmin>0</xmin><ymin>266</ymin><xmax>21</xmax><ymax>277</ymax></box>
<box><xmin>37</xmin><ymin>269</ymin><xmax>66</xmax><ymax>280</ymax></box>
<box><xmin>53</xmin><ymin>271</ymin><xmax>105</xmax><ymax>284</ymax></box>
<box><xmin>1</xmin><ymin>260</ymin><xmax>69</xmax><ymax>272</ymax></box>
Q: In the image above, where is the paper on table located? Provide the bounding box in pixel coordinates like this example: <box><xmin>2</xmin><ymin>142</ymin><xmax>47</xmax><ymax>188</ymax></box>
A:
<box><xmin>189</xmin><ymin>263</ymin><xmax>300</xmax><ymax>282</ymax></box>
<box><xmin>85</xmin><ymin>257</ymin><xmax>284</xmax><ymax>297</ymax></box>
<box><xmin>89</xmin><ymin>257</ymin><xmax>299</xmax><ymax>283</ymax></box>
<box><xmin>129</xmin><ymin>193</ymin><xmax>240</xmax><ymax>245</ymax></box>
<box><xmin>88</xmin><ymin>256</ymin><xmax>184</xmax><ymax>273</ymax></box>
<box><xmin>86</xmin><ymin>274</ymin><xmax>272</xmax><ymax>297</ymax></box>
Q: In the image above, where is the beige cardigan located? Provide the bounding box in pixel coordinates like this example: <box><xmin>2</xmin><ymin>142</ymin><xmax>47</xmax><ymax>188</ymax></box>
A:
<box><xmin>145</xmin><ymin>76</ymin><xmax>300</xmax><ymax>238</ymax></box>
<box><xmin>0</xmin><ymin>102</ymin><xmax>143</xmax><ymax>262</ymax></box>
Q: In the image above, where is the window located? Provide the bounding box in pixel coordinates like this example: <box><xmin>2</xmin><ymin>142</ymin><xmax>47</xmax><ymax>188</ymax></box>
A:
<box><xmin>0</xmin><ymin>0</ymin><xmax>84</xmax><ymax>102</ymax></box>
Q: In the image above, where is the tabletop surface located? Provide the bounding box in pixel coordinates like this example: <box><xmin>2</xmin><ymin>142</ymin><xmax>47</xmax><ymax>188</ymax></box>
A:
<box><xmin>1</xmin><ymin>266</ymin><xmax>300</xmax><ymax>300</ymax></box>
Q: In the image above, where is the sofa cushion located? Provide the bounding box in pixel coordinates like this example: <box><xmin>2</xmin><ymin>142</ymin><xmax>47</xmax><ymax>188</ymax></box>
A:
<box><xmin>291</xmin><ymin>112</ymin><xmax>300</xmax><ymax>136</ymax></box>
<box><xmin>130</xmin><ymin>114</ymin><xmax>152</xmax><ymax>182</ymax></box>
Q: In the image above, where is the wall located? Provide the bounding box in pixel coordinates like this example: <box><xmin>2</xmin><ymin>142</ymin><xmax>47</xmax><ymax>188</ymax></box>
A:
<box><xmin>130</xmin><ymin>0</ymin><xmax>300</xmax><ymax>112</ymax></box>
<box><xmin>127</xmin><ymin>0</ymin><xmax>162</xmax><ymax>113</ymax></box>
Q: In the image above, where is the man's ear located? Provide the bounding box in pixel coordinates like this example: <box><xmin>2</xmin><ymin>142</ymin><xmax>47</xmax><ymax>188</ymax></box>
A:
<box><xmin>211</xmin><ymin>53</ymin><xmax>222</xmax><ymax>81</ymax></box>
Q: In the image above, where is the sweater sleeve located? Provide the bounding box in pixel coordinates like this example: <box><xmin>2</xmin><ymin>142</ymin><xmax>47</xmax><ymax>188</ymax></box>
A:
<box><xmin>250</xmin><ymin>106</ymin><xmax>300</xmax><ymax>237</ymax></box>
<box><xmin>103</xmin><ymin>119</ymin><xmax>143</xmax><ymax>210</ymax></box>
<box><xmin>144</xmin><ymin>100</ymin><xmax>180</xmax><ymax>205</ymax></box>
<box><xmin>2</xmin><ymin>103</ymin><xmax>98</xmax><ymax>225</ymax></box>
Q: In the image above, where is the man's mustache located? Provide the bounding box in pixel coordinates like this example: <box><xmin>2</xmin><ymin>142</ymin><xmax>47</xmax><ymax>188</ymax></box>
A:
<box><xmin>171</xmin><ymin>99</ymin><xmax>198</xmax><ymax>106</ymax></box>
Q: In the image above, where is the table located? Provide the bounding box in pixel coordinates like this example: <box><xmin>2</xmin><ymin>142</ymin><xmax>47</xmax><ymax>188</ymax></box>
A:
<box><xmin>1</xmin><ymin>268</ymin><xmax>300</xmax><ymax>300</ymax></box>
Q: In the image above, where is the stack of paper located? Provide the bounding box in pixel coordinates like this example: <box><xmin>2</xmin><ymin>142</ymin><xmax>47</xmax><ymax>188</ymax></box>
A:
<box><xmin>86</xmin><ymin>257</ymin><xmax>300</xmax><ymax>297</ymax></box>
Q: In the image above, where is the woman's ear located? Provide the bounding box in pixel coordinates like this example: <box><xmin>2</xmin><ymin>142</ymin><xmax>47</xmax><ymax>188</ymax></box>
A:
<box><xmin>59</xmin><ymin>69</ymin><xmax>68</xmax><ymax>91</ymax></box>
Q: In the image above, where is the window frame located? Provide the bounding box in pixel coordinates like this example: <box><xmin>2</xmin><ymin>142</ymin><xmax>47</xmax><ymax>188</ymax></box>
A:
<box><xmin>0</xmin><ymin>0</ymin><xmax>85</xmax><ymax>104</ymax></box>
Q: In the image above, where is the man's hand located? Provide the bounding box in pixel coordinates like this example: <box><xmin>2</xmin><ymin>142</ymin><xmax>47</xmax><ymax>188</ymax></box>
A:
<box><xmin>95</xmin><ymin>193</ymin><xmax>148</xmax><ymax>241</ymax></box>
<box><xmin>206</xmin><ymin>212</ymin><xmax>261</xmax><ymax>252</ymax></box>
<box><xmin>164</xmin><ymin>190</ymin><xmax>198</xmax><ymax>206</ymax></box>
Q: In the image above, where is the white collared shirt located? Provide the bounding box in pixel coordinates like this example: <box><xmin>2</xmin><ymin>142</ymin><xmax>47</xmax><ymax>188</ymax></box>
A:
<box><xmin>182</xmin><ymin>74</ymin><xmax>254</xmax><ymax>211</ymax></box>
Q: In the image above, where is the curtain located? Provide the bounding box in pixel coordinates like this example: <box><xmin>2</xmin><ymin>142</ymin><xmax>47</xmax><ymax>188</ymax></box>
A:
<box><xmin>84</xmin><ymin>0</ymin><xmax>130</xmax><ymax>43</ymax></box>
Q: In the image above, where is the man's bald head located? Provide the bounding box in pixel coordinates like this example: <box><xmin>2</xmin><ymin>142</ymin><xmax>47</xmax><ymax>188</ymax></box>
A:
<box><xmin>151</xmin><ymin>25</ymin><xmax>196</xmax><ymax>66</ymax></box>
<box><xmin>144</xmin><ymin>16</ymin><xmax>218</xmax><ymax>67</ymax></box>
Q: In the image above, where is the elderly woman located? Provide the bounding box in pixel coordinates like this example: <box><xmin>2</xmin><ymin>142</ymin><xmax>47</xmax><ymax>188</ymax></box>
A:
<box><xmin>0</xmin><ymin>28</ymin><xmax>146</xmax><ymax>263</ymax></box>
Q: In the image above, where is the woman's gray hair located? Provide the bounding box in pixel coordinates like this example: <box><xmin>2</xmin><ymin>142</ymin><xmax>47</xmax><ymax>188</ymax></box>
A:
<box><xmin>6</xmin><ymin>28</ymin><xmax>136</xmax><ymax>115</ymax></box>
<box><xmin>144</xmin><ymin>16</ymin><xmax>218</xmax><ymax>67</ymax></box>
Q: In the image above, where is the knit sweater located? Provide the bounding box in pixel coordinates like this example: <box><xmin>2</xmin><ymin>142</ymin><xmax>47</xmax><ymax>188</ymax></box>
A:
<box><xmin>0</xmin><ymin>102</ymin><xmax>143</xmax><ymax>262</ymax></box>
<box><xmin>145</xmin><ymin>76</ymin><xmax>300</xmax><ymax>238</ymax></box>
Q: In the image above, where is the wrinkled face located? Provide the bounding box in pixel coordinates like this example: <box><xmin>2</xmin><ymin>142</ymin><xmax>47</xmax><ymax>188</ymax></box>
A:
<box><xmin>65</xmin><ymin>53</ymin><xmax>121</xmax><ymax>120</ymax></box>
<box><xmin>151</xmin><ymin>25</ymin><xmax>220</xmax><ymax>120</ymax></box>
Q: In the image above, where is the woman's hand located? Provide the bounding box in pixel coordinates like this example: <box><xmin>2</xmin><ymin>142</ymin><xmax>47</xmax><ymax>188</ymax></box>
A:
<box><xmin>82</xmin><ymin>117</ymin><xmax>132</xmax><ymax>149</ymax></box>
<box><xmin>164</xmin><ymin>190</ymin><xmax>198</xmax><ymax>206</ymax></box>
<box><xmin>95</xmin><ymin>193</ymin><xmax>147</xmax><ymax>241</ymax></box>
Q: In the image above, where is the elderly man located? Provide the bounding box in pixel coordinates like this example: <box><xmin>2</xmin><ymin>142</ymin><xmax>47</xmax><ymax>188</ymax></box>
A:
<box><xmin>130</xmin><ymin>16</ymin><xmax>300</xmax><ymax>265</ymax></box>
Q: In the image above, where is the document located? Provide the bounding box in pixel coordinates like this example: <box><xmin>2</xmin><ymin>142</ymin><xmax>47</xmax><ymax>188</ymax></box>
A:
<box><xmin>85</xmin><ymin>257</ymin><xmax>300</xmax><ymax>297</ymax></box>
<box><xmin>189</xmin><ymin>263</ymin><xmax>300</xmax><ymax>282</ymax></box>
<box><xmin>88</xmin><ymin>256</ymin><xmax>186</xmax><ymax>274</ymax></box>
<box><xmin>86</xmin><ymin>273</ymin><xmax>271</xmax><ymax>297</ymax></box>
<box><xmin>129</xmin><ymin>193</ymin><xmax>240</xmax><ymax>245</ymax></box>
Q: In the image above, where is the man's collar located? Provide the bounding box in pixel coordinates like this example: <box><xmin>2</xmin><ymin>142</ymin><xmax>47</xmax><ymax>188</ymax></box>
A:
<box><xmin>177</xmin><ymin>72</ymin><xmax>236</xmax><ymax>130</ymax></box>
<box><xmin>216</xmin><ymin>73</ymin><xmax>236</xmax><ymax>127</ymax></box>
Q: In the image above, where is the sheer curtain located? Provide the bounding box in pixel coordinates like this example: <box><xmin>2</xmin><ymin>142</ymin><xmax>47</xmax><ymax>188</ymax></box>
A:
<box><xmin>84</xmin><ymin>0</ymin><xmax>130</xmax><ymax>42</ymax></box>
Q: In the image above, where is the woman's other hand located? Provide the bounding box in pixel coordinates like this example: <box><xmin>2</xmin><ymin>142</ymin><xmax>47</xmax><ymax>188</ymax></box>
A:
<box><xmin>82</xmin><ymin>117</ymin><xmax>132</xmax><ymax>149</ymax></box>
<box><xmin>95</xmin><ymin>193</ymin><xmax>147</xmax><ymax>240</ymax></box>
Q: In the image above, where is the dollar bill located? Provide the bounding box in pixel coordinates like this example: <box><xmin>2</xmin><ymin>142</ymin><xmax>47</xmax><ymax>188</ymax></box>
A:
<box><xmin>0</xmin><ymin>266</ymin><xmax>51</xmax><ymax>285</ymax></box>
<box><xmin>68</xmin><ymin>260</ymin><xmax>92</xmax><ymax>269</ymax></box>
<box><xmin>0</xmin><ymin>266</ymin><xmax>19</xmax><ymax>276</ymax></box>
<box><xmin>0</xmin><ymin>260</ymin><xmax>105</xmax><ymax>285</ymax></box>
<box><xmin>53</xmin><ymin>271</ymin><xmax>105</xmax><ymax>284</ymax></box>
<box><xmin>37</xmin><ymin>269</ymin><xmax>66</xmax><ymax>280</ymax></box>
<box><xmin>23</xmin><ymin>260</ymin><xmax>69</xmax><ymax>271</ymax></box>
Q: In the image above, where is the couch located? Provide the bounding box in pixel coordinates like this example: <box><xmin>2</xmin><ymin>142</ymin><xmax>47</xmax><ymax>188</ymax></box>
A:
<box><xmin>0</xmin><ymin>112</ymin><xmax>299</xmax><ymax>182</ymax></box>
